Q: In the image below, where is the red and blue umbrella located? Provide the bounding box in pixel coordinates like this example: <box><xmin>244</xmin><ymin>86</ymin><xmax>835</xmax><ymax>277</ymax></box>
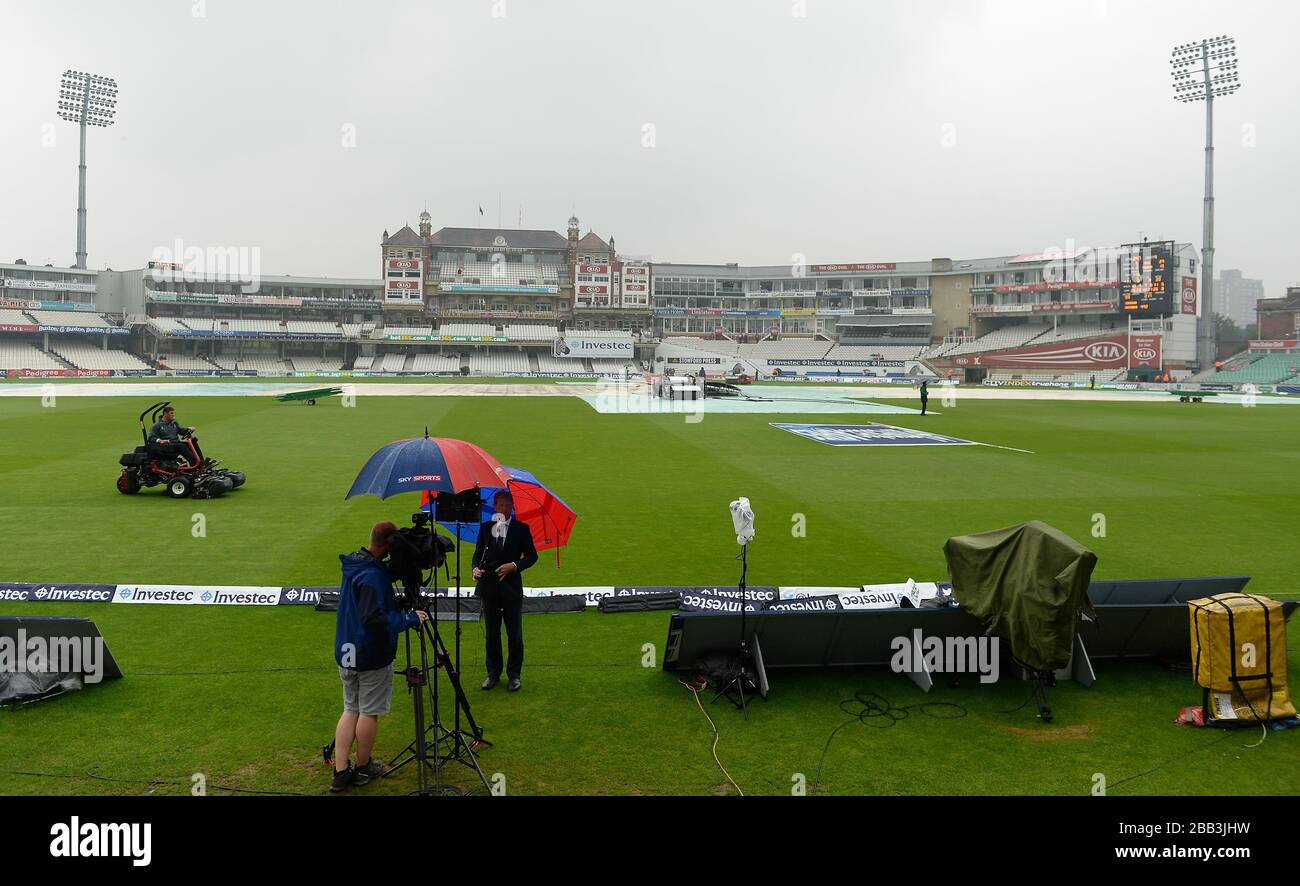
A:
<box><xmin>346</xmin><ymin>436</ymin><xmax>511</xmax><ymax>501</ymax></box>
<box><xmin>421</xmin><ymin>466</ymin><xmax>576</xmax><ymax>556</ymax></box>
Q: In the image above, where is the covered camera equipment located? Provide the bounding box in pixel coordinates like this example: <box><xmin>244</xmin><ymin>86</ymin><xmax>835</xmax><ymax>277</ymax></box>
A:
<box><xmin>387</xmin><ymin>512</ymin><xmax>455</xmax><ymax>603</ymax></box>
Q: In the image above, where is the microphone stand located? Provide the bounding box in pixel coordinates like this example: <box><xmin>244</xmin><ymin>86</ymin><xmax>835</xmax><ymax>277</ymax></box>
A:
<box><xmin>712</xmin><ymin>539</ymin><xmax>757</xmax><ymax>718</ymax></box>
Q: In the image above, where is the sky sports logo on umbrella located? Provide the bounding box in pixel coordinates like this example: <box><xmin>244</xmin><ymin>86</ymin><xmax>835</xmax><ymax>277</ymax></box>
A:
<box><xmin>398</xmin><ymin>474</ymin><xmax>443</xmax><ymax>483</ymax></box>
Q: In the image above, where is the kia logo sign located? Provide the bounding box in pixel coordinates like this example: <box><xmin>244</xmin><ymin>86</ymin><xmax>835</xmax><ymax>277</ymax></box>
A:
<box><xmin>1084</xmin><ymin>342</ymin><xmax>1125</xmax><ymax>361</ymax></box>
<box><xmin>1133</xmin><ymin>347</ymin><xmax>1156</xmax><ymax>361</ymax></box>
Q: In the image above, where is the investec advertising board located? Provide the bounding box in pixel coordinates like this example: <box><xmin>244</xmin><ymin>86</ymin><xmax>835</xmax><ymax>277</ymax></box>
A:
<box><xmin>552</xmin><ymin>335</ymin><xmax>633</xmax><ymax>359</ymax></box>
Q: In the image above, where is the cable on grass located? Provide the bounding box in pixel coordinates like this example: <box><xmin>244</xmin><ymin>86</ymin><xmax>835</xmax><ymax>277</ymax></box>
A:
<box><xmin>678</xmin><ymin>676</ymin><xmax>744</xmax><ymax>796</ymax></box>
<box><xmin>812</xmin><ymin>689</ymin><xmax>966</xmax><ymax>796</ymax></box>
<box><xmin>0</xmin><ymin>767</ymin><xmax>318</xmax><ymax>796</ymax></box>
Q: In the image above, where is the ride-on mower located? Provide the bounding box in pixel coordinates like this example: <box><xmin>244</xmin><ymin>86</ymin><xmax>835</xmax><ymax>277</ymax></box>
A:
<box><xmin>116</xmin><ymin>401</ymin><xmax>247</xmax><ymax>499</ymax></box>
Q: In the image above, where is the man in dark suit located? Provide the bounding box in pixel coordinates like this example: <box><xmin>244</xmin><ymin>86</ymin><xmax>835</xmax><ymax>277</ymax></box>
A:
<box><xmin>472</xmin><ymin>490</ymin><xmax>538</xmax><ymax>692</ymax></box>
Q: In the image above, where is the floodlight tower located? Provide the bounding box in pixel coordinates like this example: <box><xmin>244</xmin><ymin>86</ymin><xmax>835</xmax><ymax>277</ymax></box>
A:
<box><xmin>1171</xmin><ymin>37</ymin><xmax>1240</xmax><ymax>370</ymax></box>
<box><xmin>57</xmin><ymin>70</ymin><xmax>118</xmax><ymax>269</ymax></box>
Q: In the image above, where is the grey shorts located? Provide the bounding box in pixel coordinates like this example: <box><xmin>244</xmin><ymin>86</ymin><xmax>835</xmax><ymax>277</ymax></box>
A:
<box><xmin>339</xmin><ymin>665</ymin><xmax>394</xmax><ymax>716</ymax></box>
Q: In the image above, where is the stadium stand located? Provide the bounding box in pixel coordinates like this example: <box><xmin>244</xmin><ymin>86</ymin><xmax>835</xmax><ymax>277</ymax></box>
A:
<box><xmin>535</xmin><ymin>355</ymin><xmax>589</xmax><ymax>374</ymax></box>
<box><xmin>353</xmin><ymin>356</ymin><xmax>374</xmax><ymax>371</ymax></box>
<box><xmin>382</xmin><ymin>324</ymin><xmax>433</xmax><ymax>337</ymax></box>
<box><xmin>379</xmin><ymin>352</ymin><xmax>410</xmax><ymax>372</ymax></box>
<box><xmin>236</xmin><ymin>357</ymin><xmax>290</xmax><ymax>374</ymax></box>
<box><xmin>936</xmin><ymin>323</ymin><xmax>1051</xmax><ymax>356</ymax></box>
<box><xmin>0</xmin><ymin>309</ymin><xmax>35</xmax><ymax>326</ymax></box>
<box><xmin>47</xmin><ymin>339</ymin><xmax>152</xmax><ymax>370</ymax></box>
<box><xmin>435</xmin><ymin>261</ymin><xmax>561</xmax><ymax>286</ymax></box>
<box><xmin>288</xmin><ymin>357</ymin><xmax>345</xmax><ymax>372</ymax></box>
<box><xmin>1034</xmin><ymin>321</ymin><xmax>1111</xmax><ymax>342</ymax></box>
<box><xmin>284</xmin><ymin>320</ymin><xmax>341</xmax><ymax>335</ymax></box>
<box><xmin>590</xmin><ymin>359</ymin><xmax>634</xmax><ymax>374</ymax></box>
<box><xmin>409</xmin><ymin>353</ymin><xmax>461</xmax><ymax>372</ymax></box>
<box><xmin>467</xmin><ymin>351</ymin><xmax>529</xmax><ymax>374</ymax></box>
<box><xmin>0</xmin><ymin>341</ymin><xmax>64</xmax><ymax>370</ymax></box>
<box><xmin>439</xmin><ymin>323</ymin><xmax>495</xmax><ymax>338</ymax></box>
<box><xmin>824</xmin><ymin>344</ymin><xmax>927</xmax><ymax>361</ymax></box>
<box><xmin>157</xmin><ymin>354</ymin><xmax>219</xmax><ymax>371</ymax></box>
<box><xmin>26</xmin><ymin>309</ymin><xmax>112</xmax><ymax>328</ymax></box>
<box><xmin>147</xmin><ymin>317</ymin><xmax>194</xmax><ymax>336</ymax></box>
<box><xmin>505</xmin><ymin>324</ymin><xmax>559</xmax><ymax>341</ymax></box>
<box><xmin>742</xmin><ymin>339</ymin><xmax>832</xmax><ymax>358</ymax></box>
<box><xmin>1199</xmin><ymin>354</ymin><xmax>1300</xmax><ymax>385</ymax></box>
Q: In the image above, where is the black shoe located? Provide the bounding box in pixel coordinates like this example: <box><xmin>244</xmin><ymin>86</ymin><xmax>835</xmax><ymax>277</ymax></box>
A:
<box><xmin>330</xmin><ymin>765</ymin><xmax>355</xmax><ymax>793</ymax></box>
<box><xmin>481</xmin><ymin>676</ymin><xmax>499</xmax><ymax>690</ymax></box>
<box><xmin>352</xmin><ymin>759</ymin><xmax>384</xmax><ymax>786</ymax></box>
<box><xmin>507</xmin><ymin>677</ymin><xmax>522</xmax><ymax>692</ymax></box>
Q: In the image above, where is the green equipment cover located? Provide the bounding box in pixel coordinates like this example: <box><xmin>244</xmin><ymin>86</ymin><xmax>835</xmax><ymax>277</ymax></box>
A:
<box><xmin>943</xmin><ymin>521</ymin><xmax>1097</xmax><ymax>672</ymax></box>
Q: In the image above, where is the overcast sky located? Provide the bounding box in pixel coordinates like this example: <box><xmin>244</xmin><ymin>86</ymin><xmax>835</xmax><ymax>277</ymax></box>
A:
<box><xmin>2</xmin><ymin>0</ymin><xmax>1296</xmax><ymax>292</ymax></box>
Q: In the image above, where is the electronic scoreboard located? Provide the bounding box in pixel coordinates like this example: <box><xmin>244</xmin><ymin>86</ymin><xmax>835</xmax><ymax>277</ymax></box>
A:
<box><xmin>1119</xmin><ymin>241</ymin><xmax>1175</xmax><ymax>316</ymax></box>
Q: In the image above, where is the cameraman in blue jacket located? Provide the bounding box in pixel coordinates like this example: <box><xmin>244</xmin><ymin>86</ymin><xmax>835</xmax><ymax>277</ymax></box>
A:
<box><xmin>331</xmin><ymin>521</ymin><xmax>427</xmax><ymax>792</ymax></box>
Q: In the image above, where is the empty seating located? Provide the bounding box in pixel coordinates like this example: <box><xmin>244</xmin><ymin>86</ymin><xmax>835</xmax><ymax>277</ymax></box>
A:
<box><xmin>0</xmin><ymin>341</ymin><xmax>64</xmax><ymax>370</ymax></box>
<box><xmin>157</xmin><ymin>354</ymin><xmax>218</xmax><ymax>370</ymax></box>
<box><xmin>382</xmin><ymin>325</ymin><xmax>434</xmax><ymax>337</ymax></box>
<box><xmin>26</xmin><ymin>310</ymin><xmax>111</xmax><ymax>328</ymax></box>
<box><xmin>379</xmin><ymin>353</ymin><xmax>410</xmax><ymax>372</ymax></box>
<box><xmin>409</xmin><ymin>353</ymin><xmax>461</xmax><ymax>372</ymax></box>
<box><xmin>436</xmin><ymin>261</ymin><xmax>562</xmax><ymax>287</ymax></box>
<box><xmin>439</xmin><ymin>323</ymin><xmax>495</xmax><ymax>338</ymax></box>
<box><xmin>288</xmin><ymin>357</ymin><xmax>345</xmax><ymax>372</ymax></box>
<box><xmin>1200</xmin><ymin>354</ymin><xmax>1300</xmax><ymax>385</ymax></box>
<box><xmin>825</xmin><ymin>344</ymin><xmax>925</xmax><ymax>361</ymax></box>
<box><xmin>504</xmin><ymin>324</ymin><xmax>558</xmax><ymax>341</ymax></box>
<box><xmin>47</xmin><ymin>339</ymin><xmax>151</xmax><ymax>370</ymax></box>
<box><xmin>940</xmin><ymin>324</ymin><xmax>1050</xmax><ymax>356</ymax></box>
<box><xmin>353</xmin><ymin>356</ymin><xmax>374</xmax><ymax>370</ymax></box>
<box><xmin>742</xmin><ymin>339</ymin><xmax>832</xmax><ymax>358</ymax></box>
<box><xmin>466</xmin><ymin>351</ymin><xmax>529</xmax><ymax>374</ymax></box>
<box><xmin>535</xmin><ymin>355</ymin><xmax>588</xmax><ymax>374</ymax></box>
<box><xmin>0</xmin><ymin>309</ymin><xmax>34</xmax><ymax>326</ymax></box>
<box><xmin>236</xmin><ymin>357</ymin><xmax>290</xmax><ymax>374</ymax></box>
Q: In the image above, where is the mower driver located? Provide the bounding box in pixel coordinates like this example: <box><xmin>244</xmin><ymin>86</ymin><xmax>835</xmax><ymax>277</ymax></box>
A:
<box><xmin>149</xmin><ymin>405</ymin><xmax>206</xmax><ymax>467</ymax></box>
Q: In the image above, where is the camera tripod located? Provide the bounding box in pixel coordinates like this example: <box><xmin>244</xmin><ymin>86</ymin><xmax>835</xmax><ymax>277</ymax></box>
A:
<box><xmin>386</xmin><ymin>533</ymin><xmax>493</xmax><ymax>796</ymax></box>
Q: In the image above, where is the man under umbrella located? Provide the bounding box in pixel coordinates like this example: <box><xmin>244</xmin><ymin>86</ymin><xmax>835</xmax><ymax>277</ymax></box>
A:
<box><xmin>472</xmin><ymin>490</ymin><xmax>538</xmax><ymax>692</ymax></box>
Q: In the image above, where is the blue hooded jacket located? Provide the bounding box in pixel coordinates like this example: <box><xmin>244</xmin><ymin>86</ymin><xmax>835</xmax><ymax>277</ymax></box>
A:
<box><xmin>336</xmin><ymin>549</ymin><xmax>420</xmax><ymax>671</ymax></box>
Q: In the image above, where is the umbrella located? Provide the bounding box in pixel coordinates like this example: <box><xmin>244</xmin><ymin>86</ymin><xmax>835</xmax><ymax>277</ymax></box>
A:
<box><xmin>346</xmin><ymin>435</ymin><xmax>510</xmax><ymax>501</ymax></box>
<box><xmin>421</xmin><ymin>466</ymin><xmax>576</xmax><ymax>559</ymax></box>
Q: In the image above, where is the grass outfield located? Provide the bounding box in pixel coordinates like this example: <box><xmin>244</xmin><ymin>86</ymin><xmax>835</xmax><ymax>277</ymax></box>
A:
<box><xmin>1</xmin><ymin>390</ymin><xmax>1297</xmax><ymax>795</ymax></box>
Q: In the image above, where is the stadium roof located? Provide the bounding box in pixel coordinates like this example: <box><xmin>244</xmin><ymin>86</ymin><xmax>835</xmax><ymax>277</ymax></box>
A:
<box><xmin>382</xmin><ymin>225</ymin><xmax>425</xmax><ymax>247</ymax></box>
<box><xmin>428</xmin><ymin>227</ymin><xmax>568</xmax><ymax>250</ymax></box>
<box><xmin>576</xmin><ymin>232</ymin><xmax>610</xmax><ymax>251</ymax></box>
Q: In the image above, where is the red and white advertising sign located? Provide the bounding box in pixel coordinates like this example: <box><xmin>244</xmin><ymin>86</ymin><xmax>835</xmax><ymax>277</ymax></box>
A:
<box><xmin>386</xmin><ymin>280</ymin><xmax>419</xmax><ymax>291</ymax></box>
<box><xmin>1250</xmin><ymin>340</ymin><xmax>1299</xmax><ymax>349</ymax></box>
<box><xmin>0</xmin><ymin>323</ymin><xmax>39</xmax><ymax>333</ymax></box>
<box><xmin>810</xmin><ymin>263</ymin><xmax>896</xmax><ymax>273</ymax></box>
<box><xmin>578</xmin><ymin>284</ymin><xmax>609</xmax><ymax>294</ymax></box>
<box><xmin>624</xmin><ymin>265</ymin><xmax>647</xmax><ymax>276</ymax></box>
<box><xmin>578</xmin><ymin>264</ymin><xmax>609</xmax><ymax>275</ymax></box>
<box><xmin>951</xmin><ymin>333</ymin><xmax>1161</xmax><ymax>369</ymax></box>
<box><xmin>388</xmin><ymin>259</ymin><xmax>422</xmax><ymax>271</ymax></box>
<box><xmin>1180</xmin><ymin>276</ymin><xmax>1198</xmax><ymax>315</ymax></box>
<box><xmin>5</xmin><ymin>368</ymin><xmax>113</xmax><ymax>378</ymax></box>
<box><xmin>625</xmin><ymin>283</ymin><xmax>647</xmax><ymax>291</ymax></box>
